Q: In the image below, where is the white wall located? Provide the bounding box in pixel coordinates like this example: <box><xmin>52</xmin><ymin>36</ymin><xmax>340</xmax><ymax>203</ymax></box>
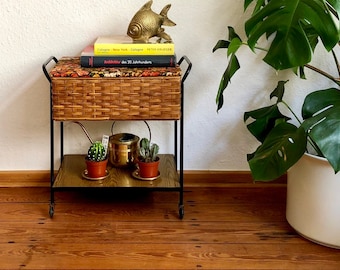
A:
<box><xmin>0</xmin><ymin>0</ymin><xmax>335</xmax><ymax>171</ymax></box>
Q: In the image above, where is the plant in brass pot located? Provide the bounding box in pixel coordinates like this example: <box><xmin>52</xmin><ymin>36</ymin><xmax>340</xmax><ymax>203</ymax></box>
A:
<box><xmin>213</xmin><ymin>0</ymin><xmax>340</xmax><ymax>248</ymax></box>
<box><xmin>85</xmin><ymin>141</ymin><xmax>108</xmax><ymax>178</ymax></box>
<box><xmin>137</xmin><ymin>137</ymin><xmax>160</xmax><ymax>178</ymax></box>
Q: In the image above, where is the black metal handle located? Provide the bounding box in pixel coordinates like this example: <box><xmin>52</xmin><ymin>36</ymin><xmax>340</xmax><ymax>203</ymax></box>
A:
<box><xmin>178</xmin><ymin>56</ymin><xmax>192</xmax><ymax>84</ymax></box>
<box><xmin>42</xmin><ymin>56</ymin><xmax>58</xmax><ymax>83</ymax></box>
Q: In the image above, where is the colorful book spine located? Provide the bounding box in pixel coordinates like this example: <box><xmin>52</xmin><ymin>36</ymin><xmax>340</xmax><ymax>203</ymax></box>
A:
<box><xmin>94</xmin><ymin>43</ymin><xmax>175</xmax><ymax>56</ymax></box>
<box><xmin>94</xmin><ymin>36</ymin><xmax>175</xmax><ymax>56</ymax></box>
<box><xmin>81</xmin><ymin>55</ymin><xmax>177</xmax><ymax>68</ymax></box>
<box><xmin>80</xmin><ymin>45</ymin><xmax>176</xmax><ymax>67</ymax></box>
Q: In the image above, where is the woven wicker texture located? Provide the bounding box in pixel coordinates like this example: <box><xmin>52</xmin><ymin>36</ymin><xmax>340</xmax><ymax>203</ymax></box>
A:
<box><xmin>50</xmin><ymin>58</ymin><xmax>182</xmax><ymax>121</ymax></box>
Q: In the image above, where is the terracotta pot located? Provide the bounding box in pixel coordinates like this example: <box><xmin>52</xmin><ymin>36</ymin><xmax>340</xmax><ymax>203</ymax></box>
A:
<box><xmin>85</xmin><ymin>158</ymin><xmax>108</xmax><ymax>178</ymax></box>
<box><xmin>286</xmin><ymin>153</ymin><xmax>340</xmax><ymax>249</ymax></box>
<box><xmin>138</xmin><ymin>157</ymin><xmax>160</xmax><ymax>178</ymax></box>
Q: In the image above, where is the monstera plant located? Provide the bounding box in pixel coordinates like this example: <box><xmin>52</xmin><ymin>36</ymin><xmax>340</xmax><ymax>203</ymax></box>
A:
<box><xmin>214</xmin><ymin>0</ymin><xmax>340</xmax><ymax>181</ymax></box>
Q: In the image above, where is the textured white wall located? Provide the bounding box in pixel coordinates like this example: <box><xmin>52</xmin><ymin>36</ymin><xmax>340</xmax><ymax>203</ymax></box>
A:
<box><xmin>0</xmin><ymin>0</ymin><xmax>335</xmax><ymax>171</ymax></box>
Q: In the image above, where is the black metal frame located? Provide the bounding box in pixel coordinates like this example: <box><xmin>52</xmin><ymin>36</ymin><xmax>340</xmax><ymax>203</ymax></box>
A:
<box><xmin>43</xmin><ymin>56</ymin><xmax>191</xmax><ymax>219</ymax></box>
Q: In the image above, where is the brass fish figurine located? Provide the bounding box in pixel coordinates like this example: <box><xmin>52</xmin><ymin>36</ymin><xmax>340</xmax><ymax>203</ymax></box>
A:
<box><xmin>127</xmin><ymin>0</ymin><xmax>176</xmax><ymax>43</ymax></box>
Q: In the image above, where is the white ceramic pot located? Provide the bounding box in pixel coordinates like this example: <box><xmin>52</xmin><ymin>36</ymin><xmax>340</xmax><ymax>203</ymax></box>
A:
<box><xmin>286</xmin><ymin>153</ymin><xmax>340</xmax><ymax>249</ymax></box>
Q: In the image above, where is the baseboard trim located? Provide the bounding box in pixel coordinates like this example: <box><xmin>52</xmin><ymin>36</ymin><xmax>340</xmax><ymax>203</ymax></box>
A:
<box><xmin>0</xmin><ymin>170</ymin><xmax>287</xmax><ymax>188</ymax></box>
<box><xmin>0</xmin><ymin>171</ymin><xmax>52</xmax><ymax>187</ymax></box>
<box><xmin>184</xmin><ymin>170</ymin><xmax>286</xmax><ymax>187</ymax></box>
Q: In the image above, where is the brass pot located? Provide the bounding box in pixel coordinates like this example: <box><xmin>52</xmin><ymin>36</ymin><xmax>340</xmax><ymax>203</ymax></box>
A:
<box><xmin>109</xmin><ymin>133</ymin><xmax>139</xmax><ymax>168</ymax></box>
<box><xmin>109</xmin><ymin>121</ymin><xmax>151</xmax><ymax>168</ymax></box>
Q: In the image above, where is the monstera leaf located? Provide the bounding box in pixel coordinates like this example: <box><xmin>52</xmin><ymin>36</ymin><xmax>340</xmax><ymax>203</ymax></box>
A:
<box><xmin>302</xmin><ymin>88</ymin><xmax>340</xmax><ymax>173</ymax></box>
<box><xmin>213</xmin><ymin>0</ymin><xmax>340</xmax><ymax>111</ymax></box>
<box><xmin>245</xmin><ymin>0</ymin><xmax>340</xmax><ymax>70</ymax></box>
<box><xmin>244</xmin><ymin>81</ymin><xmax>290</xmax><ymax>142</ymax></box>
<box><xmin>244</xmin><ymin>81</ymin><xmax>307</xmax><ymax>180</ymax></box>
<box><xmin>213</xmin><ymin>27</ymin><xmax>241</xmax><ymax>111</ymax></box>
<box><xmin>214</xmin><ymin>0</ymin><xmax>340</xmax><ymax>181</ymax></box>
<box><xmin>248</xmin><ymin>123</ymin><xmax>307</xmax><ymax>181</ymax></box>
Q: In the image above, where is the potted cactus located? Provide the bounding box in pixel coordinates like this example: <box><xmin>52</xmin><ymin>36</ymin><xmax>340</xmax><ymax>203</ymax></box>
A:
<box><xmin>137</xmin><ymin>137</ymin><xmax>160</xmax><ymax>178</ymax></box>
<box><xmin>85</xmin><ymin>141</ymin><xmax>108</xmax><ymax>179</ymax></box>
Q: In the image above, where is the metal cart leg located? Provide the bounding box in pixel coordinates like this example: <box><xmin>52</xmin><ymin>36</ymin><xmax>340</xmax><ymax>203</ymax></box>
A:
<box><xmin>178</xmin><ymin>117</ymin><xmax>184</xmax><ymax>219</ymax></box>
<box><xmin>43</xmin><ymin>56</ymin><xmax>58</xmax><ymax>218</ymax></box>
<box><xmin>49</xmin><ymin>91</ymin><xmax>55</xmax><ymax>218</ymax></box>
<box><xmin>175</xmin><ymin>120</ymin><xmax>184</xmax><ymax>219</ymax></box>
<box><xmin>177</xmin><ymin>56</ymin><xmax>191</xmax><ymax>219</ymax></box>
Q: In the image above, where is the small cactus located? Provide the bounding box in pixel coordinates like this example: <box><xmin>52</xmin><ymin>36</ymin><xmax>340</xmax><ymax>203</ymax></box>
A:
<box><xmin>139</xmin><ymin>138</ymin><xmax>159</xmax><ymax>162</ymax></box>
<box><xmin>87</xmin><ymin>141</ymin><xmax>107</xmax><ymax>162</ymax></box>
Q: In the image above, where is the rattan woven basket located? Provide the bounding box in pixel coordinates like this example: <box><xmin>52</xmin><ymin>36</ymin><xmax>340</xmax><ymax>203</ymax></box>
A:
<box><xmin>49</xmin><ymin>58</ymin><xmax>182</xmax><ymax>121</ymax></box>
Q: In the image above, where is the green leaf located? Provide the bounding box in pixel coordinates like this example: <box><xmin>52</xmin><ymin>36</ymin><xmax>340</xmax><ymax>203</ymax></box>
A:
<box><xmin>227</xmin><ymin>26</ymin><xmax>242</xmax><ymax>41</ymax></box>
<box><xmin>212</xmin><ymin>40</ymin><xmax>230</xmax><ymax>53</ymax></box>
<box><xmin>248</xmin><ymin>123</ymin><xmax>307</xmax><ymax>181</ymax></box>
<box><xmin>228</xmin><ymin>38</ymin><xmax>242</xmax><ymax>56</ymax></box>
<box><xmin>327</xmin><ymin>0</ymin><xmax>340</xmax><ymax>12</ymax></box>
<box><xmin>245</xmin><ymin>0</ymin><xmax>340</xmax><ymax>70</ymax></box>
<box><xmin>244</xmin><ymin>0</ymin><xmax>255</xmax><ymax>10</ymax></box>
<box><xmin>302</xmin><ymin>88</ymin><xmax>340</xmax><ymax>118</ymax></box>
<box><xmin>216</xmin><ymin>54</ymin><xmax>240</xmax><ymax>111</ymax></box>
<box><xmin>244</xmin><ymin>0</ymin><xmax>267</xmax><ymax>13</ymax></box>
<box><xmin>302</xmin><ymin>88</ymin><xmax>340</xmax><ymax>172</ymax></box>
<box><xmin>244</xmin><ymin>81</ymin><xmax>290</xmax><ymax>141</ymax></box>
<box><xmin>270</xmin><ymin>80</ymin><xmax>288</xmax><ymax>102</ymax></box>
<box><xmin>297</xmin><ymin>66</ymin><xmax>306</xmax><ymax>79</ymax></box>
<box><xmin>244</xmin><ymin>105</ymin><xmax>290</xmax><ymax>142</ymax></box>
<box><xmin>212</xmin><ymin>27</ymin><xmax>242</xmax><ymax>54</ymax></box>
<box><xmin>213</xmin><ymin>27</ymin><xmax>244</xmax><ymax>111</ymax></box>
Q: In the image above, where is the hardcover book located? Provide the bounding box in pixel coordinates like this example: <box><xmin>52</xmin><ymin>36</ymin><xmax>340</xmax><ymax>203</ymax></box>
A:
<box><xmin>93</xmin><ymin>35</ymin><xmax>175</xmax><ymax>56</ymax></box>
<box><xmin>81</xmin><ymin>45</ymin><xmax>177</xmax><ymax>68</ymax></box>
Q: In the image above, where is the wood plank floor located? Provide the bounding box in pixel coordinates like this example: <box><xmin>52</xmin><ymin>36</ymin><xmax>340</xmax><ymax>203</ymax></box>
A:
<box><xmin>0</xmin><ymin>185</ymin><xmax>339</xmax><ymax>269</ymax></box>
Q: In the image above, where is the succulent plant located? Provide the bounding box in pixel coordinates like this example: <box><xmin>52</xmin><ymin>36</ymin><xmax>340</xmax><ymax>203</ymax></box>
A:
<box><xmin>87</xmin><ymin>141</ymin><xmax>107</xmax><ymax>162</ymax></box>
<box><xmin>139</xmin><ymin>138</ymin><xmax>159</xmax><ymax>162</ymax></box>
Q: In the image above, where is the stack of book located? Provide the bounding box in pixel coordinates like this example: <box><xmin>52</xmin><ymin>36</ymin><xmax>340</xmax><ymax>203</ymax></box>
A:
<box><xmin>80</xmin><ymin>35</ymin><xmax>176</xmax><ymax>68</ymax></box>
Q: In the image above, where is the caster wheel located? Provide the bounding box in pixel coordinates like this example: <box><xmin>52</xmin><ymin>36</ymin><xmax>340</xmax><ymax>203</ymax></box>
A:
<box><xmin>179</xmin><ymin>205</ymin><xmax>184</xmax><ymax>219</ymax></box>
<box><xmin>49</xmin><ymin>204</ymin><xmax>55</xmax><ymax>218</ymax></box>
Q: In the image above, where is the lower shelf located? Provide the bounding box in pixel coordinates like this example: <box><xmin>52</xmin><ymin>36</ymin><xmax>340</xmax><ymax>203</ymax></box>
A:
<box><xmin>53</xmin><ymin>154</ymin><xmax>180</xmax><ymax>189</ymax></box>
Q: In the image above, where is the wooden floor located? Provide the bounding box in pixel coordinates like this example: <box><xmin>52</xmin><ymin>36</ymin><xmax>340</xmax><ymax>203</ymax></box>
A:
<box><xmin>0</xmin><ymin>184</ymin><xmax>339</xmax><ymax>269</ymax></box>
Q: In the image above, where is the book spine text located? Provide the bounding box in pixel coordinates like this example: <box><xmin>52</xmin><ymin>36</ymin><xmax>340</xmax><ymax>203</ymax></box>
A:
<box><xmin>81</xmin><ymin>55</ymin><xmax>177</xmax><ymax>68</ymax></box>
<box><xmin>94</xmin><ymin>43</ymin><xmax>175</xmax><ymax>56</ymax></box>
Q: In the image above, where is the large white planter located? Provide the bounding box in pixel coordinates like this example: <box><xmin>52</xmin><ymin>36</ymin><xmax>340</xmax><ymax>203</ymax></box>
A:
<box><xmin>286</xmin><ymin>153</ymin><xmax>340</xmax><ymax>249</ymax></box>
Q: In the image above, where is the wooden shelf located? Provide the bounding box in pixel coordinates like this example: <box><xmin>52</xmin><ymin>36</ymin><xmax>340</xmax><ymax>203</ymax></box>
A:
<box><xmin>53</xmin><ymin>154</ymin><xmax>180</xmax><ymax>189</ymax></box>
